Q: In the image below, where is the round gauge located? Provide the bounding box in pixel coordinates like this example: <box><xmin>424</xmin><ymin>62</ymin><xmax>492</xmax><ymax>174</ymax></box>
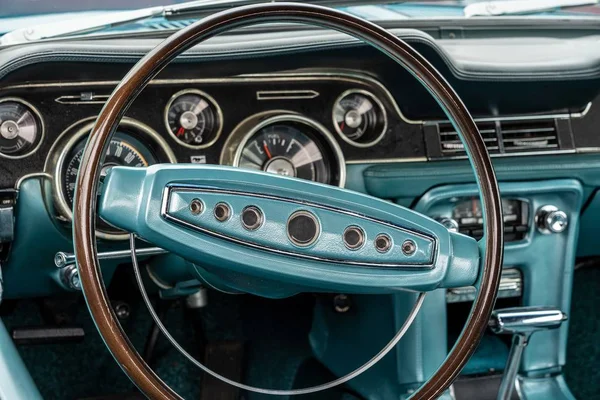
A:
<box><xmin>165</xmin><ymin>89</ymin><xmax>222</xmax><ymax>149</ymax></box>
<box><xmin>0</xmin><ymin>98</ymin><xmax>44</xmax><ymax>158</ymax></box>
<box><xmin>234</xmin><ymin>115</ymin><xmax>345</xmax><ymax>186</ymax></box>
<box><xmin>61</xmin><ymin>132</ymin><xmax>158</xmax><ymax>234</ymax></box>
<box><xmin>332</xmin><ymin>89</ymin><xmax>387</xmax><ymax>147</ymax></box>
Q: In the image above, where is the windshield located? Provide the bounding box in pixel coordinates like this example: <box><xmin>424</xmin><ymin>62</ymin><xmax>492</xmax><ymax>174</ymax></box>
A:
<box><xmin>3</xmin><ymin>0</ymin><xmax>600</xmax><ymax>19</ymax></box>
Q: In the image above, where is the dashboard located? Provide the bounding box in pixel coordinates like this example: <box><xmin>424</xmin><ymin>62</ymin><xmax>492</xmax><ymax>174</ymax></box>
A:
<box><xmin>0</xmin><ymin>71</ymin><xmax>428</xmax><ymax>239</ymax></box>
<box><xmin>0</xmin><ymin>27</ymin><xmax>599</xmax><ymax>268</ymax></box>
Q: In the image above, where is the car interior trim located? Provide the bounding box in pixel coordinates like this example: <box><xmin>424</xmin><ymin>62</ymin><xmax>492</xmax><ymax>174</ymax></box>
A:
<box><xmin>161</xmin><ymin>184</ymin><xmax>436</xmax><ymax>268</ymax></box>
<box><xmin>0</xmin><ymin>71</ymin><xmax>423</xmax><ymax>125</ymax></box>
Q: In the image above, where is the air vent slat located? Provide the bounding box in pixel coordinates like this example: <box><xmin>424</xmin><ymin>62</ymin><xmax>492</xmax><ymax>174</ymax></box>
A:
<box><xmin>437</xmin><ymin>118</ymin><xmax>560</xmax><ymax>157</ymax></box>
<box><xmin>502</xmin><ymin>128</ymin><xmax>555</xmax><ymax>135</ymax></box>
<box><xmin>438</xmin><ymin>122</ymin><xmax>498</xmax><ymax>156</ymax></box>
<box><xmin>500</xmin><ymin>120</ymin><xmax>558</xmax><ymax>153</ymax></box>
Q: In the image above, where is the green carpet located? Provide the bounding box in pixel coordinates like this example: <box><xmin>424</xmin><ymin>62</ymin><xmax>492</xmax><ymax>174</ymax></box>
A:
<box><xmin>2</xmin><ymin>297</ymin><xmax>202</xmax><ymax>399</ymax></box>
<box><xmin>0</xmin><ymin>272</ymin><xmax>350</xmax><ymax>399</ymax></box>
<box><xmin>565</xmin><ymin>266</ymin><xmax>600</xmax><ymax>399</ymax></box>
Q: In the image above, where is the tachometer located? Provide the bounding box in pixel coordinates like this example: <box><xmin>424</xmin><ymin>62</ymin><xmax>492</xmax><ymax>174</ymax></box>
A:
<box><xmin>165</xmin><ymin>89</ymin><xmax>222</xmax><ymax>149</ymax></box>
<box><xmin>60</xmin><ymin>132</ymin><xmax>158</xmax><ymax>235</ymax></box>
<box><xmin>234</xmin><ymin>115</ymin><xmax>344</xmax><ymax>186</ymax></box>
<box><xmin>332</xmin><ymin>89</ymin><xmax>387</xmax><ymax>147</ymax></box>
<box><xmin>0</xmin><ymin>98</ymin><xmax>44</xmax><ymax>158</ymax></box>
<box><xmin>49</xmin><ymin>118</ymin><xmax>175</xmax><ymax>240</ymax></box>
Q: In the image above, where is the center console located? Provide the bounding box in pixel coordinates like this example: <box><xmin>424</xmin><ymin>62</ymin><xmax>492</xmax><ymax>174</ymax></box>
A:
<box><xmin>415</xmin><ymin>179</ymin><xmax>581</xmax><ymax>376</ymax></box>
<box><xmin>310</xmin><ymin>179</ymin><xmax>582</xmax><ymax>399</ymax></box>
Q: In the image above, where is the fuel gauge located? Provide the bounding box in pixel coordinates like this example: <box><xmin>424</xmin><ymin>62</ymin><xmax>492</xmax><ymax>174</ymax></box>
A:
<box><xmin>0</xmin><ymin>98</ymin><xmax>44</xmax><ymax>159</ymax></box>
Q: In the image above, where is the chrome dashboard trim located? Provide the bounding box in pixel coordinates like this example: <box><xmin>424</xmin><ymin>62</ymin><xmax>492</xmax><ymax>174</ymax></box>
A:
<box><xmin>346</xmin><ymin>156</ymin><xmax>428</xmax><ymax>164</ymax></box>
<box><xmin>432</xmin><ymin>148</ymin><xmax>576</xmax><ymax>161</ymax></box>
<box><xmin>55</xmin><ymin>94</ymin><xmax>111</xmax><ymax>105</ymax></box>
<box><xmin>0</xmin><ymin>71</ymin><xmax>423</xmax><ymax>125</ymax></box>
<box><xmin>14</xmin><ymin>172</ymin><xmax>52</xmax><ymax>190</ymax></box>
<box><xmin>163</xmin><ymin>88</ymin><xmax>224</xmax><ymax>150</ymax></box>
<box><xmin>573</xmin><ymin>102</ymin><xmax>592</xmax><ymax>118</ymax></box>
<box><xmin>332</xmin><ymin>88</ymin><xmax>388</xmax><ymax>149</ymax></box>
<box><xmin>0</xmin><ymin>97</ymin><xmax>45</xmax><ymax>160</ymax></box>
<box><xmin>161</xmin><ymin>184</ymin><xmax>436</xmax><ymax>268</ymax></box>
<box><xmin>256</xmin><ymin>90</ymin><xmax>319</xmax><ymax>100</ymax></box>
<box><xmin>424</xmin><ymin>105</ymin><xmax>591</xmax><ymax>125</ymax></box>
<box><xmin>46</xmin><ymin>117</ymin><xmax>177</xmax><ymax>241</ymax></box>
<box><xmin>229</xmin><ymin>113</ymin><xmax>346</xmax><ymax>188</ymax></box>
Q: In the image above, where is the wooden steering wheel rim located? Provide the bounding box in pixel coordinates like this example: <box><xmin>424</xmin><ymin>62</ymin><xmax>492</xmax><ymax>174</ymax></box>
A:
<box><xmin>73</xmin><ymin>3</ymin><xmax>504</xmax><ymax>399</ymax></box>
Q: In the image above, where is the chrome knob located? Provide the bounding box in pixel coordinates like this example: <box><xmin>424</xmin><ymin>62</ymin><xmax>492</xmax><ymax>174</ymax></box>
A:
<box><xmin>536</xmin><ymin>205</ymin><xmax>568</xmax><ymax>234</ymax></box>
<box><xmin>436</xmin><ymin>217</ymin><xmax>459</xmax><ymax>232</ymax></box>
<box><xmin>489</xmin><ymin>307</ymin><xmax>567</xmax><ymax>335</ymax></box>
<box><xmin>490</xmin><ymin>307</ymin><xmax>567</xmax><ymax>400</ymax></box>
<box><xmin>60</xmin><ymin>265</ymin><xmax>81</xmax><ymax>291</ymax></box>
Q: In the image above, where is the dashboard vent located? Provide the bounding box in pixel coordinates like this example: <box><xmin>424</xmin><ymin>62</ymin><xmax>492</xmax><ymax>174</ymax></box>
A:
<box><xmin>500</xmin><ymin>120</ymin><xmax>558</xmax><ymax>153</ymax></box>
<box><xmin>437</xmin><ymin>118</ymin><xmax>560</xmax><ymax>157</ymax></box>
<box><xmin>439</xmin><ymin>121</ymin><xmax>499</xmax><ymax>156</ymax></box>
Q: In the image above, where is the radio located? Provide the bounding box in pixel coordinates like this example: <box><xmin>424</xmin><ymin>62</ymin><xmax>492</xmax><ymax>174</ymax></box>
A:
<box><xmin>435</xmin><ymin>197</ymin><xmax>529</xmax><ymax>242</ymax></box>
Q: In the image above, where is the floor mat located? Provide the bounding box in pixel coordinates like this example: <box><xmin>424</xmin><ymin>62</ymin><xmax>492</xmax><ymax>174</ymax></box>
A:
<box><xmin>565</xmin><ymin>266</ymin><xmax>600</xmax><ymax>399</ymax></box>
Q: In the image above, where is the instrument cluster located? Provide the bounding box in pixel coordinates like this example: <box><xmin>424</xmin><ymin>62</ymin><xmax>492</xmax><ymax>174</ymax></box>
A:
<box><xmin>0</xmin><ymin>73</ymin><xmax>402</xmax><ymax>240</ymax></box>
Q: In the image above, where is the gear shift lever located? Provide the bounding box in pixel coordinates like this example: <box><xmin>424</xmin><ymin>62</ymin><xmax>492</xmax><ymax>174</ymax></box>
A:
<box><xmin>489</xmin><ymin>307</ymin><xmax>567</xmax><ymax>400</ymax></box>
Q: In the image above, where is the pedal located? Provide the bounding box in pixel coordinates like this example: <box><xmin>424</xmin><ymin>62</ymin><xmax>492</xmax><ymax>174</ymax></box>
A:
<box><xmin>12</xmin><ymin>326</ymin><xmax>84</xmax><ymax>345</ymax></box>
<box><xmin>200</xmin><ymin>341</ymin><xmax>244</xmax><ymax>400</ymax></box>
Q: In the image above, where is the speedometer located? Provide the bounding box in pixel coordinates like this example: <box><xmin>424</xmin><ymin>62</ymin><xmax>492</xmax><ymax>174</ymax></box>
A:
<box><xmin>233</xmin><ymin>115</ymin><xmax>345</xmax><ymax>186</ymax></box>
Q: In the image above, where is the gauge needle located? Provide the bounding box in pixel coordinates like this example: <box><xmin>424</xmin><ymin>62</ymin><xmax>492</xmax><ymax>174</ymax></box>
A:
<box><xmin>263</xmin><ymin>141</ymin><xmax>272</xmax><ymax>159</ymax></box>
<box><xmin>177</xmin><ymin>127</ymin><xmax>185</xmax><ymax>136</ymax></box>
<box><xmin>340</xmin><ymin>121</ymin><xmax>345</xmax><ymax>130</ymax></box>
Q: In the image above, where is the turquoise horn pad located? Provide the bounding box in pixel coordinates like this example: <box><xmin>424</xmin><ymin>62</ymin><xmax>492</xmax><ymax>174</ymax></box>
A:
<box><xmin>99</xmin><ymin>164</ymin><xmax>479</xmax><ymax>296</ymax></box>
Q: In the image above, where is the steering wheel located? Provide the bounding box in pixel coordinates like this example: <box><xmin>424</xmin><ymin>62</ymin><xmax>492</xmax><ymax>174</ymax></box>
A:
<box><xmin>73</xmin><ymin>3</ymin><xmax>503</xmax><ymax>399</ymax></box>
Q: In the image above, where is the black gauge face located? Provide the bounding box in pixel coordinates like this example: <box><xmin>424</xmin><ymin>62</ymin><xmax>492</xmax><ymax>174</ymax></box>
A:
<box><xmin>238</xmin><ymin>122</ymin><xmax>332</xmax><ymax>184</ymax></box>
<box><xmin>166</xmin><ymin>91</ymin><xmax>221</xmax><ymax>148</ymax></box>
<box><xmin>61</xmin><ymin>132</ymin><xmax>158</xmax><ymax>233</ymax></box>
<box><xmin>333</xmin><ymin>91</ymin><xmax>386</xmax><ymax>146</ymax></box>
<box><xmin>0</xmin><ymin>100</ymin><xmax>42</xmax><ymax>157</ymax></box>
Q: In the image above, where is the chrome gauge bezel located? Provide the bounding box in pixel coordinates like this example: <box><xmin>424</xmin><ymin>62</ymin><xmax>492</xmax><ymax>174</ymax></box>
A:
<box><xmin>163</xmin><ymin>88</ymin><xmax>224</xmax><ymax>149</ymax></box>
<box><xmin>228</xmin><ymin>113</ymin><xmax>346</xmax><ymax>188</ymax></box>
<box><xmin>0</xmin><ymin>97</ymin><xmax>45</xmax><ymax>160</ymax></box>
<box><xmin>49</xmin><ymin>117</ymin><xmax>177</xmax><ymax>241</ymax></box>
<box><xmin>332</xmin><ymin>88</ymin><xmax>388</xmax><ymax>148</ymax></box>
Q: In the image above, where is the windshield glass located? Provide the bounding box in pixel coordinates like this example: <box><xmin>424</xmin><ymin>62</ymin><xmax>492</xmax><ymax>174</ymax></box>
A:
<box><xmin>3</xmin><ymin>0</ymin><xmax>600</xmax><ymax>19</ymax></box>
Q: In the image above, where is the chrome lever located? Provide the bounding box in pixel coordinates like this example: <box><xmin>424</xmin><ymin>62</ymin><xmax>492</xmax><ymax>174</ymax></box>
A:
<box><xmin>489</xmin><ymin>307</ymin><xmax>567</xmax><ymax>400</ymax></box>
<box><xmin>54</xmin><ymin>247</ymin><xmax>168</xmax><ymax>268</ymax></box>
